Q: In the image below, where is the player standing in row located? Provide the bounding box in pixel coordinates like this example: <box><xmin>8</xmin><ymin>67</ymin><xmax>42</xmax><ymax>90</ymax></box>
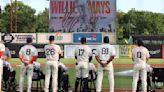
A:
<box><xmin>19</xmin><ymin>37</ymin><xmax>38</xmax><ymax>92</ymax></box>
<box><xmin>132</xmin><ymin>39</ymin><xmax>150</xmax><ymax>92</ymax></box>
<box><xmin>74</xmin><ymin>37</ymin><xmax>92</xmax><ymax>92</ymax></box>
<box><xmin>95</xmin><ymin>36</ymin><xmax>116</xmax><ymax>92</ymax></box>
<box><xmin>44</xmin><ymin>36</ymin><xmax>62</xmax><ymax>92</ymax></box>
<box><xmin>0</xmin><ymin>42</ymin><xmax>5</xmax><ymax>92</ymax></box>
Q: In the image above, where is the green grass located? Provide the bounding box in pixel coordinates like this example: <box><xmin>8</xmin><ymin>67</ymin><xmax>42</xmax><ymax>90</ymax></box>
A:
<box><xmin>9</xmin><ymin>58</ymin><xmax>164</xmax><ymax>65</ymax></box>
<box><xmin>7</xmin><ymin>58</ymin><xmax>164</xmax><ymax>89</ymax></box>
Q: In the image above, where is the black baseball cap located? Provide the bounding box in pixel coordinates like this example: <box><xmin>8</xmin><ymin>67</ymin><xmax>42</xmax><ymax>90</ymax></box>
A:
<box><xmin>103</xmin><ymin>36</ymin><xmax>109</xmax><ymax>43</ymax></box>
<box><xmin>49</xmin><ymin>35</ymin><xmax>55</xmax><ymax>41</ymax></box>
<box><xmin>81</xmin><ymin>37</ymin><xmax>86</xmax><ymax>43</ymax></box>
<box><xmin>26</xmin><ymin>37</ymin><xmax>32</xmax><ymax>43</ymax></box>
<box><xmin>137</xmin><ymin>39</ymin><xmax>144</xmax><ymax>46</ymax></box>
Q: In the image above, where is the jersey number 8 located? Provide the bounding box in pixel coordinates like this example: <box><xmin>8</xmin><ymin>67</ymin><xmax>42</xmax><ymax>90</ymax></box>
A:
<box><xmin>26</xmin><ymin>49</ymin><xmax>31</xmax><ymax>55</ymax></box>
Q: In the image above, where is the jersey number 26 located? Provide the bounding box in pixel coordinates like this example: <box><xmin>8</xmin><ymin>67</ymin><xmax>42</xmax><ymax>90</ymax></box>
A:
<box><xmin>46</xmin><ymin>49</ymin><xmax>55</xmax><ymax>55</ymax></box>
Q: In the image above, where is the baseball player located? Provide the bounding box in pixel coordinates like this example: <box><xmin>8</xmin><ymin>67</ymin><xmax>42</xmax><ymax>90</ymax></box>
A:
<box><xmin>33</xmin><ymin>61</ymin><xmax>41</xmax><ymax>70</ymax></box>
<box><xmin>132</xmin><ymin>39</ymin><xmax>150</xmax><ymax>92</ymax></box>
<box><xmin>74</xmin><ymin>37</ymin><xmax>92</xmax><ymax>92</ymax></box>
<box><xmin>95</xmin><ymin>36</ymin><xmax>116</xmax><ymax>92</ymax></box>
<box><xmin>0</xmin><ymin>42</ymin><xmax>5</xmax><ymax>91</ymax></box>
<box><xmin>44</xmin><ymin>36</ymin><xmax>62</xmax><ymax>92</ymax></box>
<box><xmin>3</xmin><ymin>46</ymin><xmax>14</xmax><ymax>72</ymax></box>
<box><xmin>19</xmin><ymin>38</ymin><xmax>38</xmax><ymax>92</ymax></box>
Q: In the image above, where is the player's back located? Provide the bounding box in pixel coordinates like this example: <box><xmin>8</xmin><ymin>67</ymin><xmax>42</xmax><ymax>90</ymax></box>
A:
<box><xmin>19</xmin><ymin>45</ymin><xmax>37</xmax><ymax>61</ymax></box>
<box><xmin>75</xmin><ymin>45</ymin><xmax>92</xmax><ymax>62</ymax></box>
<box><xmin>132</xmin><ymin>46</ymin><xmax>150</xmax><ymax>64</ymax></box>
<box><xmin>44</xmin><ymin>44</ymin><xmax>61</xmax><ymax>61</ymax></box>
<box><xmin>97</xmin><ymin>44</ymin><xmax>115</xmax><ymax>61</ymax></box>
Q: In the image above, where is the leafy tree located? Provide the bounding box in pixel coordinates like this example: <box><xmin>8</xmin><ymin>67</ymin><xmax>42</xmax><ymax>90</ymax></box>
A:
<box><xmin>36</xmin><ymin>8</ymin><xmax>49</xmax><ymax>32</ymax></box>
<box><xmin>118</xmin><ymin>9</ymin><xmax>164</xmax><ymax>40</ymax></box>
<box><xmin>1</xmin><ymin>1</ymin><xmax>36</xmax><ymax>33</ymax></box>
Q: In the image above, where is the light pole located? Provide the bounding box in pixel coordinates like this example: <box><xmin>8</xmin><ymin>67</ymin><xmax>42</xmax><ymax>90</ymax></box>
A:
<box><xmin>46</xmin><ymin>0</ymin><xmax>50</xmax><ymax>32</ymax></box>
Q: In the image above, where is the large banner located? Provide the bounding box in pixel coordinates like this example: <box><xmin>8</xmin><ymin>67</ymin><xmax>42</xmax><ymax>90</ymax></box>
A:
<box><xmin>132</xmin><ymin>35</ymin><xmax>164</xmax><ymax>45</ymax></box>
<box><xmin>37</xmin><ymin>33</ymin><xmax>72</xmax><ymax>44</ymax></box>
<box><xmin>49</xmin><ymin>0</ymin><xmax>116</xmax><ymax>32</ymax></box>
<box><xmin>64</xmin><ymin>45</ymin><xmax>119</xmax><ymax>58</ymax></box>
<box><xmin>1</xmin><ymin>33</ymin><xmax>36</xmax><ymax>43</ymax></box>
<box><xmin>73</xmin><ymin>32</ymin><xmax>102</xmax><ymax>44</ymax></box>
<box><xmin>145</xmin><ymin>45</ymin><xmax>162</xmax><ymax>58</ymax></box>
<box><xmin>119</xmin><ymin>45</ymin><xmax>136</xmax><ymax>58</ymax></box>
<box><xmin>5</xmin><ymin>44</ymin><xmax>64</xmax><ymax>58</ymax></box>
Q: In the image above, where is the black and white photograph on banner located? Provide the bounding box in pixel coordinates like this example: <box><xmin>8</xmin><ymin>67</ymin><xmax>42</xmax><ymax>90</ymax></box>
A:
<box><xmin>49</xmin><ymin>0</ymin><xmax>116</xmax><ymax>32</ymax></box>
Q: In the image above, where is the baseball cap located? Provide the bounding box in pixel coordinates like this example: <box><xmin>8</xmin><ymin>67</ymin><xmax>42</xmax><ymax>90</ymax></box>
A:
<box><xmin>49</xmin><ymin>35</ymin><xmax>55</xmax><ymax>41</ymax></box>
<box><xmin>103</xmin><ymin>36</ymin><xmax>109</xmax><ymax>43</ymax></box>
<box><xmin>137</xmin><ymin>39</ymin><xmax>144</xmax><ymax>46</ymax></box>
<box><xmin>80</xmin><ymin>37</ymin><xmax>86</xmax><ymax>43</ymax></box>
<box><xmin>26</xmin><ymin>37</ymin><xmax>32</xmax><ymax>43</ymax></box>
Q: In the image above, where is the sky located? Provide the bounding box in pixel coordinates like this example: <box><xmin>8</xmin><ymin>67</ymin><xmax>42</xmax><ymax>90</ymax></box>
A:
<box><xmin>0</xmin><ymin>0</ymin><xmax>164</xmax><ymax>14</ymax></box>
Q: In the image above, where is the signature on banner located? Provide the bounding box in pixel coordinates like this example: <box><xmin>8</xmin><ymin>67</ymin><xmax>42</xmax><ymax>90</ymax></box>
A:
<box><xmin>62</xmin><ymin>12</ymin><xmax>79</xmax><ymax>32</ymax></box>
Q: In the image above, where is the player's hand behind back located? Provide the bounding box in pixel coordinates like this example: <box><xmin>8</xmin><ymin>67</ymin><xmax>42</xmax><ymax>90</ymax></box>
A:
<box><xmin>100</xmin><ymin>62</ymin><xmax>108</xmax><ymax>67</ymax></box>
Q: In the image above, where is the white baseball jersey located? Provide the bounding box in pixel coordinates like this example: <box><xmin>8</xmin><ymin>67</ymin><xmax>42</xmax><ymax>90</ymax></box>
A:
<box><xmin>95</xmin><ymin>44</ymin><xmax>116</xmax><ymax>63</ymax></box>
<box><xmin>0</xmin><ymin>43</ymin><xmax>5</xmax><ymax>58</ymax></box>
<box><xmin>89</xmin><ymin>62</ymin><xmax>96</xmax><ymax>71</ymax></box>
<box><xmin>19</xmin><ymin>45</ymin><xmax>38</xmax><ymax>62</ymax></box>
<box><xmin>75</xmin><ymin>45</ymin><xmax>92</xmax><ymax>62</ymax></box>
<box><xmin>33</xmin><ymin>61</ymin><xmax>41</xmax><ymax>70</ymax></box>
<box><xmin>0</xmin><ymin>43</ymin><xmax>5</xmax><ymax>52</ymax></box>
<box><xmin>132</xmin><ymin>46</ymin><xmax>150</xmax><ymax>64</ymax></box>
<box><xmin>58</xmin><ymin>62</ymin><xmax>67</xmax><ymax>71</ymax></box>
<box><xmin>44</xmin><ymin>44</ymin><xmax>62</xmax><ymax>61</ymax></box>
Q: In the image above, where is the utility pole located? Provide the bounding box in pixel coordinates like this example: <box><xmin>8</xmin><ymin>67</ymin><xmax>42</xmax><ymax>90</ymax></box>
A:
<box><xmin>14</xmin><ymin>0</ymin><xmax>17</xmax><ymax>32</ymax></box>
<box><xmin>10</xmin><ymin>0</ymin><xmax>13</xmax><ymax>33</ymax></box>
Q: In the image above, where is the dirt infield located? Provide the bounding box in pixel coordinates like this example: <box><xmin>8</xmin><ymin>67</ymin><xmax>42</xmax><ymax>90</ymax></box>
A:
<box><xmin>62</xmin><ymin>64</ymin><xmax>164</xmax><ymax>68</ymax></box>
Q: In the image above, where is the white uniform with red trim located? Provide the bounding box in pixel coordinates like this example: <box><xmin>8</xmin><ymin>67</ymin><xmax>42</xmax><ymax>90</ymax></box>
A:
<box><xmin>44</xmin><ymin>44</ymin><xmax>62</xmax><ymax>92</ymax></box>
<box><xmin>95</xmin><ymin>44</ymin><xmax>116</xmax><ymax>92</ymax></box>
<box><xmin>132</xmin><ymin>46</ymin><xmax>150</xmax><ymax>92</ymax></box>
<box><xmin>19</xmin><ymin>45</ymin><xmax>38</xmax><ymax>92</ymax></box>
<box><xmin>0</xmin><ymin>43</ymin><xmax>5</xmax><ymax>91</ymax></box>
<box><xmin>75</xmin><ymin>45</ymin><xmax>92</xmax><ymax>78</ymax></box>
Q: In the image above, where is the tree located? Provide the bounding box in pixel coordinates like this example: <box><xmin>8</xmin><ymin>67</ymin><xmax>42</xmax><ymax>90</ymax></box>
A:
<box><xmin>118</xmin><ymin>9</ymin><xmax>164</xmax><ymax>39</ymax></box>
<box><xmin>1</xmin><ymin>1</ymin><xmax>36</xmax><ymax>33</ymax></box>
<box><xmin>36</xmin><ymin>8</ymin><xmax>49</xmax><ymax>32</ymax></box>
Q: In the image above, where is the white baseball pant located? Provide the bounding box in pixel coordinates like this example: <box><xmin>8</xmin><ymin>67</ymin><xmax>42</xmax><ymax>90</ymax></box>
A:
<box><xmin>0</xmin><ymin>59</ymin><xmax>3</xmax><ymax>91</ymax></box>
<box><xmin>19</xmin><ymin>64</ymin><xmax>33</xmax><ymax>92</ymax></box>
<box><xmin>96</xmin><ymin>64</ymin><xmax>114</xmax><ymax>92</ymax></box>
<box><xmin>44</xmin><ymin>61</ymin><xmax>58</xmax><ymax>92</ymax></box>
<box><xmin>132</xmin><ymin>63</ymin><xmax>147</xmax><ymax>92</ymax></box>
<box><xmin>76</xmin><ymin>61</ymin><xmax>89</xmax><ymax>78</ymax></box>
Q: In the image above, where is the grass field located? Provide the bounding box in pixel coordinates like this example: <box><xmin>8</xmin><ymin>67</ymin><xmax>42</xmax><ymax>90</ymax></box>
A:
<box><xmin>7</xmin><ymin>58</ymin><xmax>164</xmax><ymax>89</ymax></box>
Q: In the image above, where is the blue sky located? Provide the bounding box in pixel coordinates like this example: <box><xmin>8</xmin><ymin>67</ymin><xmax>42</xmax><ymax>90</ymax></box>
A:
<box><xmin>0</xmin><ymin>0</ymin><xmax>164</xmax><ymax>14</ymax></box>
